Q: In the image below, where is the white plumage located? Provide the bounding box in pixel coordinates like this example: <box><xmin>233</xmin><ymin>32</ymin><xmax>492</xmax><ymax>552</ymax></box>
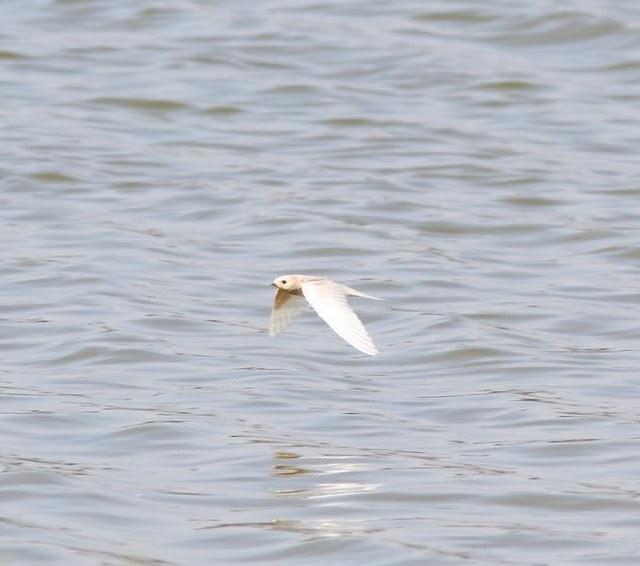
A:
<box><xmin>269</xmin><ymin>274</ymin><xmax>381</xmax><ymax>356</ymax></box>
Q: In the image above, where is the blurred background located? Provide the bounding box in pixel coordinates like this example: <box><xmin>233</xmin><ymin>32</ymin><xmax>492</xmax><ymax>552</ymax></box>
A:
<box><xmin>2</xmin><ymin>1</ymin><xmax>640</xmax><ymax>564</ymax></box>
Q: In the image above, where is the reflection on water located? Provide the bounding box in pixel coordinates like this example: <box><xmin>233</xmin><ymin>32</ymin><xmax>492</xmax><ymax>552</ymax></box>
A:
<box><xmin>200</xmin><ymin>518</ymin><xmax>383</xmax><ymax>538</ymax></box>
<box><xmin>274</xmin><ymin>451</ymin><xmax>380</xmax><ymax>499</ymax></box>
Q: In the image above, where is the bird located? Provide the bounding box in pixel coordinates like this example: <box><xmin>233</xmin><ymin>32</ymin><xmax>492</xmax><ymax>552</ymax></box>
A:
<box><xmin>269</xmin><ymin>274</ymin><xmax>381</xmax><ymax>356</ymax></box>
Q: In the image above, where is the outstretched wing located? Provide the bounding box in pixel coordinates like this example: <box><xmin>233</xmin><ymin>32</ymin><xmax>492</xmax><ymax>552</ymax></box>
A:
<box><xmin>269</xmin><ymin>289</ymin><xmax>308</xmax><ymax>336</ymax></box>
<box><xmin>301</xmin><ymin>280</ymin><xmax>378</xmax><ymax>356</ymax></box>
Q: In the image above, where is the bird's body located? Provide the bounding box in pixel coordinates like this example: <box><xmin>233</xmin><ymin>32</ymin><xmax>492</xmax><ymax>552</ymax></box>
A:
<box><xmin>269</xmin><ymin>274</ymin><xmax>380</xmax><ymax>356</ymax></box>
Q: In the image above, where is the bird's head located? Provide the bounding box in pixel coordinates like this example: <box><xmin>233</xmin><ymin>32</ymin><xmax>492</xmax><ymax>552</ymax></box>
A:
<box><xmin>271</xmin><ymin>275</ymin><xmax>299</xmax><ymax>291</ymax></box>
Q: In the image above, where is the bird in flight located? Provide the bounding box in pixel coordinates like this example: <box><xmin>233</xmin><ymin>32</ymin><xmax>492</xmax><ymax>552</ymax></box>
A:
<box><xmin>269</xmin><ymin>274</ymin><xmax>381</xmax><ymax>356</ymax></box>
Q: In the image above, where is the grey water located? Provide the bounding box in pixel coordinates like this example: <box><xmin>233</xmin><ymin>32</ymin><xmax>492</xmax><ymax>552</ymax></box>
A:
<box><xmin>2</xmin><ymin>1</ymin><xmax>640</xmax><ymax>564</ymax></box>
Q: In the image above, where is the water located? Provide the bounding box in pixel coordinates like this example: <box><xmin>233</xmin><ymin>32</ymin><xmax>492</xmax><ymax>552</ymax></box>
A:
<box><xmin>2</xmin><ymin>1</ymin><xmax>640</xmax><ymax>564</ymax></box>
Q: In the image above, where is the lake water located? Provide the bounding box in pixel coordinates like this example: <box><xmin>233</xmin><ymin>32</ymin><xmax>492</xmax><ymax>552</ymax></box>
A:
<box><xmin>2</xmin><ymin>1</ymin><xmax>640</xmax><ymax>564</ymax></box>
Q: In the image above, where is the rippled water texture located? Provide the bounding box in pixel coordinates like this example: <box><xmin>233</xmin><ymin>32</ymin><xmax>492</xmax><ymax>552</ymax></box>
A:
<box><xmin>2</xmin><ymin>1</ymin><xmax>640</xmax><ymax>564</ymax></box>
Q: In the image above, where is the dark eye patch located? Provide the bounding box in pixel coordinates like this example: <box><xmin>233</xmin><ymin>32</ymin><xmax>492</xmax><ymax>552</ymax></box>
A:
<box><xmin>281</xmin><ymin>279</ymin><xmax>287</xmax><ymax>284</ymax></box>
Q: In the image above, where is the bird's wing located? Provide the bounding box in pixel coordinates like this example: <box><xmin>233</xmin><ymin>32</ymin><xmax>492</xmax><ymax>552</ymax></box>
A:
<box><xmin>269</xmin><ymin>289</ymin><xmax>308</xmax><ymax>336</ymax></box>
<box><xmin>301</xmin><ymin>280</ymin><xmax>379</xmax><ymax>356</ymax></box>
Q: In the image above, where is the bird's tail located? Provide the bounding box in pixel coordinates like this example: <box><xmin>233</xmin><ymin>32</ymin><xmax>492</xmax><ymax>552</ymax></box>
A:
<box><xmin>342</xmin><ymin>285</ymin><xmax>382</xmax><ymax>301</ymax></box>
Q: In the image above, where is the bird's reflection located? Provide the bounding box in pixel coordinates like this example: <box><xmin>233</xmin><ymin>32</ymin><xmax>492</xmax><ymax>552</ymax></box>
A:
<box><xmin>272</xmin><ymin>450</ymin><xmax>380</xmax><ymax>499</ymax></box>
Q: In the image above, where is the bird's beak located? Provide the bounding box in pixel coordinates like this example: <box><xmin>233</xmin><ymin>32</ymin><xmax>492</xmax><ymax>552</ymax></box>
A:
<box><xmin>270</xmin><ymin>283</ymin><xmax>277</xmax><ymax>288</ymax></box>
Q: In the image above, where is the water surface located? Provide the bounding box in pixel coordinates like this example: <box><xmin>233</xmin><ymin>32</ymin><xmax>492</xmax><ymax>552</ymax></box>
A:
<box><xmin>2</xmin><ymin>1</ymin><xmax>640</xmax><ymax>564</ymax></box>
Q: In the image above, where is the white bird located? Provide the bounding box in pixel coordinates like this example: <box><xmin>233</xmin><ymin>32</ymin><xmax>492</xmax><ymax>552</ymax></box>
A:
<box><xmin>269</xmin><ymin>274</ymin><xmax>381</xmax><ymax>356</ymax></box>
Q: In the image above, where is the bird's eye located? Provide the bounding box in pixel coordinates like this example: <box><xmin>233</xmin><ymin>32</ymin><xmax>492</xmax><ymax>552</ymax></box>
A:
<box><xmin>281</xmin><ymin>279</ymin><xmax>287</xmax><ymax>285</ymax></box>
